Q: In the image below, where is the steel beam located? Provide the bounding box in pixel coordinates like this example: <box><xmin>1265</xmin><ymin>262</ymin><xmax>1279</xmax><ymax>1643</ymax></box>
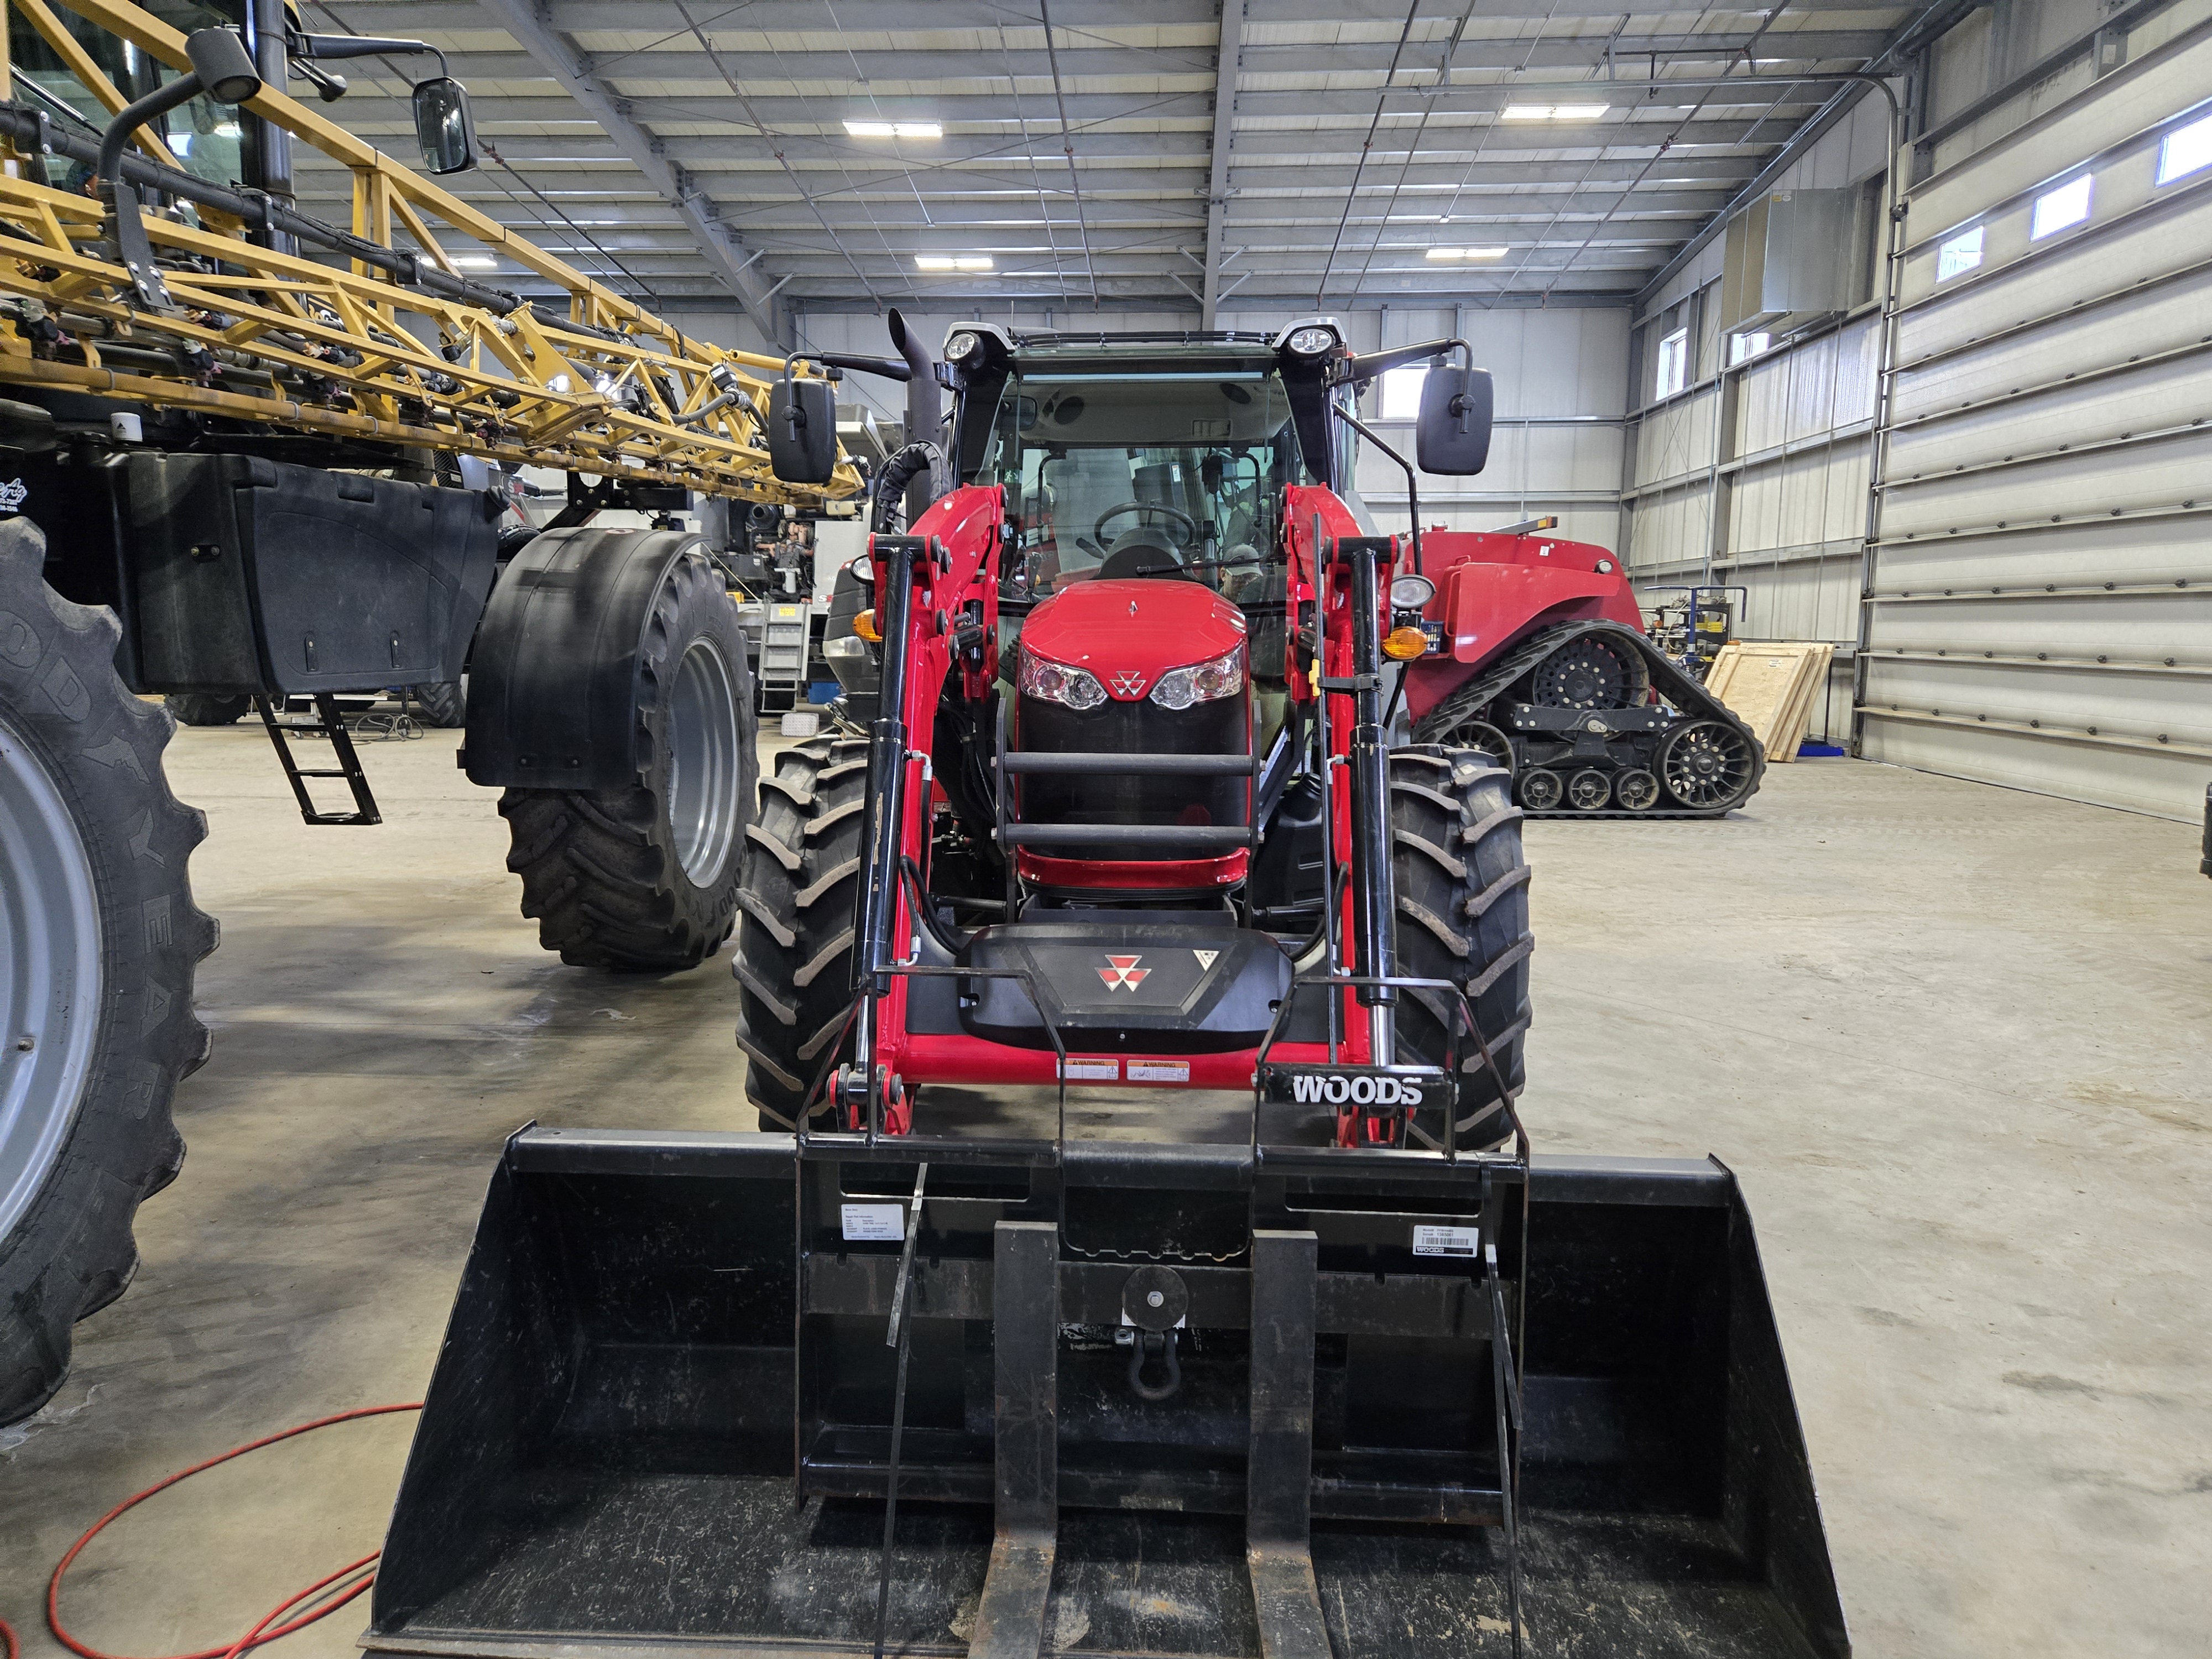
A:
<box><xmin>1199</xmin><ymin>0</ymin><xmax>1244</xmax><ymax>328</ymax></box>
<box><xmin>473</xmin><ymin>0</ymin><xmax>786</xmax><ymax>345</ymax></box>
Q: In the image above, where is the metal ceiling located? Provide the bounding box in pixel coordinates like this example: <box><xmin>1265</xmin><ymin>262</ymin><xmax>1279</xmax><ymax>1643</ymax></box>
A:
<box><xmin>290</xmin><ymin>1</ymin><xmax>1947</xmax><ymax>338</ymax></box>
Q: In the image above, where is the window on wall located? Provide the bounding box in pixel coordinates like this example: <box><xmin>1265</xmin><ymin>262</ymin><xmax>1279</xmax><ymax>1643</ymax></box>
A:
<box><xmin>2030</xmin><ymin>175</ymin><xmax>2093</xmax><ymax>238</ymax></box>
<box><xmin>1654</xmin><ymin>327</ymin><xmax>1688</xmax><ymax>398</ymax></box>
<box><xmin>2157</xmin><ymin>111</ymin><xmax>2212</xmax><ymax>185</ymax></box>
<box><xmin>1729</xmin><ymin>330</ymin><xmax>1771</xmax><ymax>365</ymax></box>
<box><xmin>1379</xmin><ymin>366</ymin><xmax>1427</xmax><ymax>419</ymax></box>
<box><xmin>1936</xmin><ymin>225</ymin><xmax>1984</xmax><ymax>280</ymax></box>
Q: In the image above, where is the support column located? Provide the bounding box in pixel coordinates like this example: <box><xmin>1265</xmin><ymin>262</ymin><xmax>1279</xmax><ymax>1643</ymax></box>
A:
<box><xmin>969</xmin><ymin>1220</ymin><xmax>1058</xmax><ymax>1659</ymax></box>
<box><xmin>1246</xmin><ymin>1229</ymin><xmax>1331</xmax><ymax>1659</ymax></box>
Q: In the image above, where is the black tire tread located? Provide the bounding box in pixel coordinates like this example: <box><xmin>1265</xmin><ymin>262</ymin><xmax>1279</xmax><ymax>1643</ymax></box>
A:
<box><xmin>0</xmin><ymin>519</ymin><xmax>215</xmax><ymax>1425</ymax></box>
<box><xmin>162</xmin><ymin>692</ymin><xmax>251</xmax><ymax>727</ymax></box>
<box><xmin>1390</xmin><ymin>744</ymin><xmax>1532</xmax><ymax>1149</ymax></box>
<box><xmin>500</xmin><ymin>550</ymin><xmax>755</xmax><ymax>970</ymax></box>
<box><xmin>405</xmin><ymin>680</ymin><xmax>466</xmax><ymax>728</ymax></box>
<box><xmin>732</xmin><ymin>736</ymin><xmax>869</xmax><ymax>1128</ymax></box>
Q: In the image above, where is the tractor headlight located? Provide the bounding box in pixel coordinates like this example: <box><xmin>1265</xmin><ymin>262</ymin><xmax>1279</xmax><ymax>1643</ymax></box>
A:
<box><xmin>1018</xmin><ymin>647</ymin><xmax>1107</xmax><ymax>711</ymax></box>
<box><xmin>1149</xmin><ymin>645</ymin><xmax>1244</xmax><ymax>711</ymax></box>
<box><xmin>945</xmin><ymin>330</ymin><xmax>981</xmax><ymax>363</ymax></box>
<box><xmin>1285</xmin><ymin>325</ymin><xmax>1338</xmax><ymax>357</ymax></box>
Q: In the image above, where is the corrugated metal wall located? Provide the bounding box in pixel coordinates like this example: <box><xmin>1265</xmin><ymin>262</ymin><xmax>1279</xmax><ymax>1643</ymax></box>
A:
<box><xmin>1859</xmin><ymin>12</ymin><xmax>2212</xmax><ymax>819</ymax></box>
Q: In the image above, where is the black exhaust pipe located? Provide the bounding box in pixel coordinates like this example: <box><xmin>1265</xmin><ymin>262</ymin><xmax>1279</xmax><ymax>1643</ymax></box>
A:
<box><xmin>885</xmin><ymin>307</ymin><xmax>941</xmax><ymax>523</ymax></box>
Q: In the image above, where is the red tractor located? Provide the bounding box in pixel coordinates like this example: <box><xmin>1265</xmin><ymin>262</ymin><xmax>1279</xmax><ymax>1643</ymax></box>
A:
<box><xmin>369</xmin><ymin>320</ymin><xmax>1838</xmax><ymax>1659</ymax></box>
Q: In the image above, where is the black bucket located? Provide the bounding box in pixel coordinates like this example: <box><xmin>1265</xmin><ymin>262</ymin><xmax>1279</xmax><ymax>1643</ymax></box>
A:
<box><xmin>369</xmin><ymin>1128</ymin><xmax>1845</xmax><ymax>1658</ymax></box>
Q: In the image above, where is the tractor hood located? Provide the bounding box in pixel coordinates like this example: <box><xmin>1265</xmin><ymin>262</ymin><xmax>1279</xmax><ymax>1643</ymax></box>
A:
<box><xmin>1022</xmin><ymin>577</ymin><xmax>1248</xmax><ymax>700</ymax></box>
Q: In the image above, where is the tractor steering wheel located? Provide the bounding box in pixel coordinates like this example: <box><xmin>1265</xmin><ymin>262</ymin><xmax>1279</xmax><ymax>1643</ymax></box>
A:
<box><xmin>1094</xmin><ymin>500</ymin><xmax>1198</xmax><ymax>550</ymax></box>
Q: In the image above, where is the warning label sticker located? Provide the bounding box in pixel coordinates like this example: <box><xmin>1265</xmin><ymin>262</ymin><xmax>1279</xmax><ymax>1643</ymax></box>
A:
<box><xmin>841</xmin><ymin>1203</ymin><xmax>905</xmax><ymax>1243</ymax></box>
<box><xmin>1128</xmin><ymin>1060</ymin><xmax>1191</xmax><ymax>1082</ymax></box>
<box><xmin>1412</xmin><ymin>1224</ymin><xmax>1481</xmax><ymax>1258</ymax></box>
<box><xmin>1062</xmin><ymin>1058</ymin><xmax>1120</xmax><ymax>1081</ymax></box>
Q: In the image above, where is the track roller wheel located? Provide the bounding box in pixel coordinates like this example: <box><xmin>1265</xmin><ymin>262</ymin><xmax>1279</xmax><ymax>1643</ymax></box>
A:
<box><xmin>1661</xmin><ymin>718</ymin><xmax>1759</xmax><ymax>811</ymax></box>
<box><xmin>1517</xmin><ymin>769</ymin><xmax>1563</xmax><ymax>812</ymax></box>
<box><xmin>1459</xmin><ymin>718</ymin><xmax>1515</xmax><ymax>776</ymax></box>
<box><xmin>1529</xmin><ymin>634</ymin><xmax>1650</xmax><ymax>711</ymax></box>
<box><xmin>1615</xmin><ymin>768</ymin><xmax>1661</xmax><ymax>811</ymax></box>
<box><xmin>1566</xmin><ymin>769</ymin><xmax>1611</xmax><ymax>811</ymax></box>
<box><xmin>1385</xmin><ymin>745</ymin><xmax>1532</xmax><ymax>1152</ymax></box>
<box><xmin>732</xmin><ymin>735</ymin><xmax>869</xmax><ymax>1130</ymax></box>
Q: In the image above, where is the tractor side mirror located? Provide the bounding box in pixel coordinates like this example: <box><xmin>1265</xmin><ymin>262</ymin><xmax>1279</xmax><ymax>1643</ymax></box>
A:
<box><xmin>1416</xmin><ymin>365</ymin><xmax>1493</xmax><ymax>476</ymax></box>
<box><xmin>768</xmin><ymin>377</ymin><xmax>838</xmax><ymax>484</ymax></box>
<box><xmin>413</xmin><ymin>76</ymin><xmax>478</xmax><ymax>174</ymax></box>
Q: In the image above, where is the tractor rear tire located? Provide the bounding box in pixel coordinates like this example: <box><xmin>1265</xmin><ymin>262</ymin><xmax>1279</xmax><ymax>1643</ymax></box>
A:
<box><xmin>406</xmin><ymin>679</ymin><xmax>466</xmax><ymax>728</ymax></box>
<box><xmin>731</xmin><ymin>735</ymin><xmax>868</xmax><ymax>1129</ymax></box>
<box><xmin>0</xmin><ymin>520</ymin><xmax>216</xmax><ymax>1425</ymax></box>
<box><xmin>499</xmin><ymin>550</ymin><xmax>756</xmax><ymax>970</ymax></box>
<box><xmin>163</xmin><ymin>692</ymin><xmax>251</xmax><ymax>727</ymax></box>
<box><xmin>1389</xmin><ymin>745</ymin><xmax>1532</xmax><ymax>1151</ymax></box>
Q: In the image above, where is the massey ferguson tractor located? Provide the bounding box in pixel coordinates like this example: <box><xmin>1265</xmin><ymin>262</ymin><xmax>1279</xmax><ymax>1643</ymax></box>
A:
<box><xmin>369</xmin><ymin>323</ymin><xmax>1843</xmax><ymax>1658</ymax></box>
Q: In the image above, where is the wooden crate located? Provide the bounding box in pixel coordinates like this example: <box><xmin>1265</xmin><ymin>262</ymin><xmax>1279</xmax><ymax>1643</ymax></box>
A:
<box><xmin>1703</xmin><ymin>642</ymin><xmax>1834</xmax><ymax>762</ymax></box>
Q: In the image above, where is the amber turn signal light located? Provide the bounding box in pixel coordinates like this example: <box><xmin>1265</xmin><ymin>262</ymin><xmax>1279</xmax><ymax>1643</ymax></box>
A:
<box><xmin>1382</xmin><ymin>625</ymin><xmax>1430</xmax><ymax>660</ymax></box>
<box><xmin>851</xmin><ymin>608</ymin><xmax>881</xmax><ymax>643</ymax></box>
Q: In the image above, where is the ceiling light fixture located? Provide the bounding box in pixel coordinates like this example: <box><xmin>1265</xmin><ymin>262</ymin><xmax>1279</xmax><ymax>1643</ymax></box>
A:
<box><xmin>917</xmin><ymin>254</ymin><xmax>993</xmax><ymax>272</ymax></box>
<box><xmin>450</xmin><ymin>255</ymin><xmax>497</xmax><ymax>269</ymax></box>
<box><xmin>1426</xmin><ymin>247</ymin><xmax>1508</xmax><ymax>260</ymax></box>
<box><xmin>1501</xmin><ymin>103</ymin><xmax>1609</xmax><ymax>121</ymax></box>
<box><xmin>846</xmin><ymin>119</ymin><xmax>942</xmax><ymax>139</ymax></box>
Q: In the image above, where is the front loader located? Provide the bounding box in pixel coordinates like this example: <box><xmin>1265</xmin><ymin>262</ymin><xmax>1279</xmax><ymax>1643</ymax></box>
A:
<box><xmin>375</xmin><ymin>323</ymin><xmax>1847</xmax><ymax>1657</ymax></box>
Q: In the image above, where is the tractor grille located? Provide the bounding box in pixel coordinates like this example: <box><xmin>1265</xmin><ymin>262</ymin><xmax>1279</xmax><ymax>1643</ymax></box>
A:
<box><xmin>1015</xmin><ymin>692</ymin><xmax>1249</xmax><ymax>859</ymax></box>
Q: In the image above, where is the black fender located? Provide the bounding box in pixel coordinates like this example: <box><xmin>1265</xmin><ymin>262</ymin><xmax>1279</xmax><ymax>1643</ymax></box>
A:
<box><xmin>463</xmin><ymin>525</ymin><xmax>715</xmax><ymax>790</ymax></box>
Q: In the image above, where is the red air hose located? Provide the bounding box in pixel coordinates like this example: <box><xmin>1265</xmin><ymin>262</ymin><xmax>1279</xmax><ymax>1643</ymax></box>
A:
<box><xmin>41</xmin><ymin>1402</ymin><xmax>421</xmax><ymax>1659</ymax></box>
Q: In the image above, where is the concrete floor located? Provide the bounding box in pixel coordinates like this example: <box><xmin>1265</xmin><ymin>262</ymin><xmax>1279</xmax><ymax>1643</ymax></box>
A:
<box><xmin>1</xmin><ymin>723</ymin><xmax>2206</xmax><ymax>1658</ymax></box>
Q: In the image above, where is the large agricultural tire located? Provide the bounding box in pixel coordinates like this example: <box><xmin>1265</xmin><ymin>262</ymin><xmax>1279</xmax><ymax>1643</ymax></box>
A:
<box><xmin>731</xmin><ymin>735</ymin><xmax>868</xmax><ymax>1129</ymax></box>
<box><xmin>499</xmin><ymin>550</ymin><xmax>757</xmax><ymax>970</ymax></box>
<box><xmin>405</xmin><ymin>679</ymin><xmax>466</xmax><ymax>728</ymax></box>
<box><xmin>0</xmin><ymin>519</ymin><xmax>215</xmax><ymax>1425</ymax></box>
<box><xmin>1388</xmin><ymin>744</ymin><xmax>1533</xmax><ymax>1151</ymax></box>
<box><xmin>162</xmin><ymin>692</ymin><xmax>251</xmax><ymax>727</ymax></box>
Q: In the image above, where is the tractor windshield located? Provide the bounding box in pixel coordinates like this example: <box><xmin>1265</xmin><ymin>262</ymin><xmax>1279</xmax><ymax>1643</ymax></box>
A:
<box><xmin>984</xmin><ymin>368</ymin><xmax>1299</xmax><ymax>599</ymax></box>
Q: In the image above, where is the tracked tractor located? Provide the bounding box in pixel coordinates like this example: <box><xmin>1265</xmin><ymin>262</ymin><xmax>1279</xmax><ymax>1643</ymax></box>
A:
<box><xmin>374</xmin><ymin>322</ymin><xmax>1845</xmax><ymax>1658</ymax></box>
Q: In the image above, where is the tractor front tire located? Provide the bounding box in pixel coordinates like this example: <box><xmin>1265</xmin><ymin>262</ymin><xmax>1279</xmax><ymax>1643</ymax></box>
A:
<box><xmin>0</xmin><ymin>520</ymin><xmax>216</xmax><ymax>1424</ymax></box>
<box><xmin>1389</xmin><ymin>744</ymin><xmax>1533</xmax><ymax>1150</ymax></box>
<box><xmin>731</xmin><ymin>735</ymin><xmax>868</xmax><ymax>1130</ymax></box>
<box><xmin>500</xmin><ymin>551</ymin><xmax>756</xmax><ymax>970</ymax></box>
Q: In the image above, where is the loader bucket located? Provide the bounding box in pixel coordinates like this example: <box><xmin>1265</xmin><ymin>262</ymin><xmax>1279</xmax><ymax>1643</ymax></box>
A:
<box><xmin>370</xmin><ymin>1128</ymin><xmax>1846</xmax><ymax>1659</ymax></box>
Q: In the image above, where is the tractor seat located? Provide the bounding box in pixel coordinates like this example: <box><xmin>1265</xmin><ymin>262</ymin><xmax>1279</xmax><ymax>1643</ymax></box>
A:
<box><xmin>1097</xmin><ymin>530</ymin><xmax>1194</xmax><ymax>582</ymax></box>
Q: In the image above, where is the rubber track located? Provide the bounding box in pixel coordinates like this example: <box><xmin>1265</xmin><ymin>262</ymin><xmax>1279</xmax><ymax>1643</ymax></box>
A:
<box><xmin>1412</xmin><ymin>619</ymin><xmax>1766</xmax><ymax>817</ymax></box>
<box><xmin>731</xmin><ymin>736</ymin><xmax>869</xmax><ymax>1128</ymax></box>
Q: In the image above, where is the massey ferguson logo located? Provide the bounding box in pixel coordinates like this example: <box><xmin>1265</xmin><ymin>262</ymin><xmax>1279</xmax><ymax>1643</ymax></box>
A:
<box><xmin>0</xmin><ymin>478</ymin><xmax>26</xmax><ymax>513</ymax></box>
<box><xmin>1285</xmin><ymin>1071</ymin><xmax>1430</xmax><ymax>1107</ymax></box>
<box><xmin>1098</xmin><ymin>954</ymin><xmax>1150</xmax><ymax>990</ymax></box>
<box><xmin>1109</xmin><ymin>670</ymin><xmax>1146</xmax><ymax>697</ymax></box>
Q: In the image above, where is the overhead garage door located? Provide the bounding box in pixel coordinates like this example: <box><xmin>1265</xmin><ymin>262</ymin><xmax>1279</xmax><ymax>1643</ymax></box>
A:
<box><xmin>1860</xmin><ymin>16</ymin><xmax>2212</xmax><ymax>820</ymax></box>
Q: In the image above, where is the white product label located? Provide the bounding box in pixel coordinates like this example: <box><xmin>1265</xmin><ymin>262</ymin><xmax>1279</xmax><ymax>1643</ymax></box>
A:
<box><xmin>841</xmin><ymin>1203</ymin><xmax>905</xmax><ymax>1243</ymax></box>
<box><xmin>1128</xmin><ymin>1060</ymin><xmax>1191</xmax><ymax>1083</ymax></box>
<box><xmin>1412</xmin><ymin>1224</ymin><xmax>1481</xmax><ymax>1258</ymax></box>
<box><xmin>1062</xmin><ymin>1058</ymin><xmax>1120</xmax><ymax>1081</ymax></box>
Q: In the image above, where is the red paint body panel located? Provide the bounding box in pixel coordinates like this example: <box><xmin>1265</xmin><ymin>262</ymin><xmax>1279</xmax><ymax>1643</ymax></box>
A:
<box><xmin>1021</xmin><ymin>577</ymin><xmax>1249</xmax><ymax>698</ymax></box>
<box><xmin>1401</xmin><ymin>529</ymin><xmax>1646</xmax><ymax>723</ymax></box>
<box><xmin>899</xmin><ymin>1035</ymin><xmax>1348</xmax><ymax>1090</ymax></box>
<box><xmin>1016</xmin><ymin>850</ymin><xmax>1249</xmax><ymax>888</ymax></box>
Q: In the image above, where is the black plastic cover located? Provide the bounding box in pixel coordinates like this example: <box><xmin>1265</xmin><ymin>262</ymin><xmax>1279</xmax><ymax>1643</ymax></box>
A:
<box><xmin>959</xmin><ymin>919</ymin><xmax>1291</xmax><ymax>1052</ymax></box>
<box><xmin>463</xmin><ymin>525</ymin><xmax>702</xmax><ymax>790</ymax></box>
<box><xmin>118</xmin><ymin>451</ymin><xmax>499</xmax><ymax>695</ymax></box>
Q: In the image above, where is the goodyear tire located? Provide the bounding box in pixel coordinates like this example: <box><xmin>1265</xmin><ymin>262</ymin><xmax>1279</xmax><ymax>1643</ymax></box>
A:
<box><xmin>0</xmin><ymin>519</ymin><xmax>215</xmax><ymax>1424</ymax></box>
<box><xmin>163</xmin><ymin>692</ymin><xmax>251</xmax><ymax>727</ymax></box>
<box><xmin>500</xmin><ymin>550</ymin><xmax>756</xmax><ymax>969</ymax></box>
<box><xmin>1389</xmin><ymin>744</ymin><xmax>1532</xmax><ymax>1150</ymax></box>
<box><xmin>731</xmin><ymin>735</ymin><xmax>867</xmax><ymax>1129</ymax></box>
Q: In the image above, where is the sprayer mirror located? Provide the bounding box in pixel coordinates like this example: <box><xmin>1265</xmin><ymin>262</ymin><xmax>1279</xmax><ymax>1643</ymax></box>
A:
<box><xmin>1416</xmin><ymin>365</ymin><xmax>1494</xmax><ymax>476</ymax></box>
<box><xmin>768</xmin><ymin>378</ymin><xmax>838</xmax><ymax>484</ymax></box>
<box><xmin>413</xmin><ymin>77</ymin><xmax>478</xmax><ymax>174</ymax></box>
